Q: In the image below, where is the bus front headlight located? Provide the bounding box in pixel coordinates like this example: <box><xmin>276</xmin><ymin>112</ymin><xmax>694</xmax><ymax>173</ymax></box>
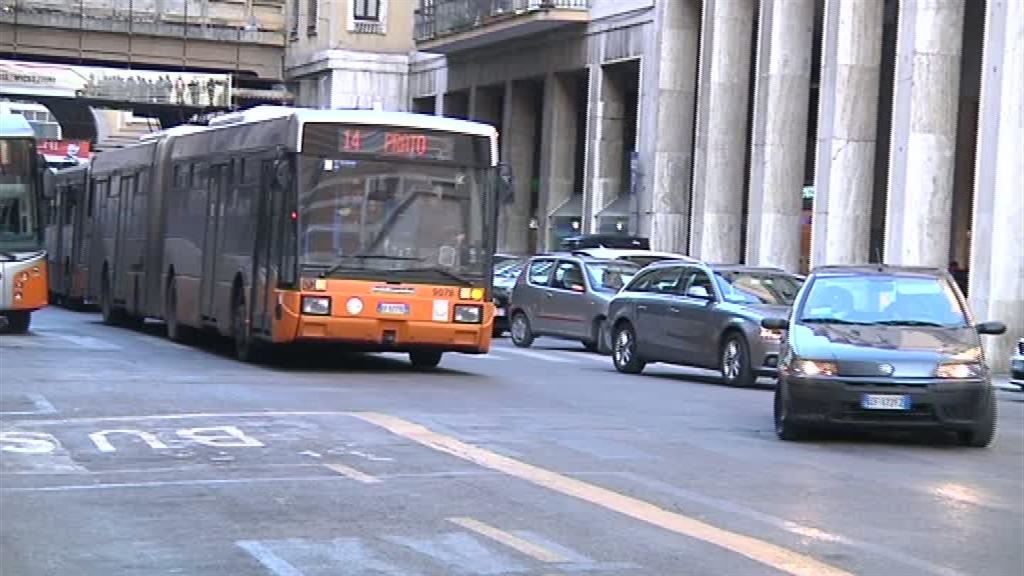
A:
<box><xmin>301</xmin><ymin>296</ymin><xmax>331</xmax><ymax>316</ymax></box>
<box><xmin>453</xmin><ymin>305</ymin><xmax>482</xmax><ymax>324</ymax></box>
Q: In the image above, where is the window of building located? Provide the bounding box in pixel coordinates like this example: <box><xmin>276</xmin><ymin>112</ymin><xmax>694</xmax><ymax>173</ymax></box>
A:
<box><xmin>290</xmin><ymin>0</ymin><xmax>300</xmax><ymax>40</ymax></box>
<box><xmin>349</xmin><ymin>0</ymin><xmax>386</xmax><ymax>33</ymax></box>
<box><xmin>353</xmin><ymin>0</ymin><xmax>381</xmax><ymax>21</ymax></box>
<box><xmin>307</xmin><ymin>0</ymin><xmax>318</xmax><ymax>35</ymax></box>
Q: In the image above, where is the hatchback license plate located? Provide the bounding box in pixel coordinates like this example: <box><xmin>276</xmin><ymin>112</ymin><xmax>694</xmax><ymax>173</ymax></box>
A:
<box><xmin>378</xmin><ymin>302</ymin><xmax>409</xmax><ymax>315</ymax></box>
<box><xmin>861</xmin><ymin>394</ymin><xmax>911</xmax><ymax>411</ymax></box>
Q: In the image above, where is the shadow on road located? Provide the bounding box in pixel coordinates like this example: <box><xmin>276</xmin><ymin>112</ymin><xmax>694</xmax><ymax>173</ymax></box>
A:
<box><xmin>86</xmin><ymin>315</ymin><xmax>477</xmax><ymax>378</ymax></box>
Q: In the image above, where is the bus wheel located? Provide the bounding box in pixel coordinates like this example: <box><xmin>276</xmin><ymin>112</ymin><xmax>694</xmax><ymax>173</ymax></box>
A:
<box><xmin>100</xmin><ymin>272</ymin><xmax>122</xmax><ymax>325</ymax></box>
<box><xmin>409</xmin><ymin>350</ymin><xmax>442</xmax><ymax>369</ymax></box>
<box><xmin>233</xmin><ymin>296</ymin><xmax>259</xmax><ymax>363</ymax></box>
<box><xmin>5</xmin><ymin>311</ymin><xmax>30</xmax><ymax>334</ymax></box>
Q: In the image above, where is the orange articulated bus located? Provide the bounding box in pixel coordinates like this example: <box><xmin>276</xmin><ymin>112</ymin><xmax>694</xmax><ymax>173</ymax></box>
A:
<box><xmin>86</xmin><ymin>106</ymin><xmax>507</xmax><ymax>367</ymax></box>
<box><xmin>0</xmin><ymin>113</ymin><xmax>47</xmax><ymax>333</ymax></box>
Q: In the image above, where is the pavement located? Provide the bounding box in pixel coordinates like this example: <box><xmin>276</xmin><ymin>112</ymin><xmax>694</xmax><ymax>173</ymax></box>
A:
<box><xmin>1</xmin><ymin>307</ymin><xmax>1023</xmax><ymax>576</ymax></box>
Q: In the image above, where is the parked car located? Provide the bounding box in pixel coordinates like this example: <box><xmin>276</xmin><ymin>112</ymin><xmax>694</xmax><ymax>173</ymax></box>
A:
<box><xmin>607</xmin><ymin>262</ymin><xmax>803</xmax><ymax>385</ymax></box>
<box><xmin>508</xmin><ymin>254</ymin><xmax>641</xmax><ymax>351</ymax></box>
<box><xmin>1010</xmin><ymin>338</ymin><xmax>1024</xmax><ymax>391</ymax></box>
<box><xmin>571</xmin><ymin>248</ymin><xmax>697</xmax><ymax>268</ymax></box>
<box><xmin>763</xmin><ymin>265</ymin><xmax>1006</xmax><ymax>447</ymax></box>
<box><xmin>492</xmin><ymin>256</ymin><xmax>528</xmax><ymax>336</ymax></box>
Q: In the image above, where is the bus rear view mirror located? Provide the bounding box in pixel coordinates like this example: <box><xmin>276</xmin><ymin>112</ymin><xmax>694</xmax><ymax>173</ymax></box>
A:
<box><xmin>498</xmin><ymin>162</ymin><xmax>514</xmax><ymax>205</ymax></box>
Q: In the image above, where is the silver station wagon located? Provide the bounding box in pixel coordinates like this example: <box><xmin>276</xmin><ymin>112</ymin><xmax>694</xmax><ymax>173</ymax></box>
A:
<box><xmin>508</xmin><ymin>254</ymin><xmax>641</xmax><ymax>352</ymax></box>
<box><xmin>607</xmin><ymin>261</ymin><xmax>804</xmax><ymax>386</ymax></box>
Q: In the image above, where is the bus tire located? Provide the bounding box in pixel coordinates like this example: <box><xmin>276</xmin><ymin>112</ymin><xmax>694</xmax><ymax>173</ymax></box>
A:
<box><xmin>409</xmin><ymin>349</ymin><xmax>442</xmax><ymax>369</ymax></box>
<box><xmin>100</xmin><ymin>270</ymin><xmax>123</xmax><ymax>326</ymax></box>
<box><xmin>165</xmin><ymin>277</ymin><xmax>190</xmax><ymax>343</ymax></box>
<box><xmin>5</xmin><ymin>311</ymin><xmax>30</xmax><ymax>334</ymax></box>
<box><xmin>232</xmin><ymin>295</ymin><xmax>259</xmax><ymax>363</ymax></box>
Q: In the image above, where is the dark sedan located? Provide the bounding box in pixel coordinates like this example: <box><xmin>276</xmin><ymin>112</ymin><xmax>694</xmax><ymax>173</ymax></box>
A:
<box><xmin>764</xmin><ymin>265</ymin><xmax>1006</xmax><ymax>447</ymax></box>
<box><xmin>607</xmin><ymin>262</ymin><xmax>803</xmax><ymax>386</ymax></box>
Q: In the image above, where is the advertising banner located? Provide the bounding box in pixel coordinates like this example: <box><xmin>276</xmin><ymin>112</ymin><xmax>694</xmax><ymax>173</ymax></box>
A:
<box><xmin>38</xmin><ymin>139</ymin><xmax>92</xmax><ymax>162</ymax></box>
<box><xmin>0</xmin><ymin>60</ymin><xmax>232</xmax><ymax>108</ymax></box>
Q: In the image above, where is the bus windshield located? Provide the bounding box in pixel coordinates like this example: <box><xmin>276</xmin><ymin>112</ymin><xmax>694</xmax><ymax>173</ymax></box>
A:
<box><xmin>297</xmin><ymin>155</ymin><xmax>492</xmax><ymax>282</ymax></box>
<box><xmin>0</xmin><ymin>137</ymin><xmax>39</xmax><ymax>248</ymax></box>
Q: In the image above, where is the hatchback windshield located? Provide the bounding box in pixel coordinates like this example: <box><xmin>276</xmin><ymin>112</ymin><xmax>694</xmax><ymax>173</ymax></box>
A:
<box><xmin>715</xmin><ymin>271</ymin><xmax>802</xmax><ymax>305</ymax></box>
<box><xmin>798</xmin><ymin>274</ymin><xmax>968</xmax><ymax>327</ymax></box>
<box><xmin>586</xmin><ymin>261</ymin><xmax>640</xmax><ymax>292</ymax></box>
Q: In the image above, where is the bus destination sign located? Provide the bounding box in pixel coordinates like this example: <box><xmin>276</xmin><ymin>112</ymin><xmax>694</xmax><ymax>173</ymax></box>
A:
<box><xmin>339</xmin><ymin>128</ymin><xmax>455</xmax><ymax>161</ymax></box>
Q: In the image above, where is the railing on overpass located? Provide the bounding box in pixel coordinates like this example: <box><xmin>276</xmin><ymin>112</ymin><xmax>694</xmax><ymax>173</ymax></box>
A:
<box><xmin>414</xmin><ymin>0</ymin><xmax>590</xmax><ymax>43</ymax></box>
<box><xmin>0</xmin><ymin>0</ymin><xmax>285</xmax><ymax>44</ymax></box>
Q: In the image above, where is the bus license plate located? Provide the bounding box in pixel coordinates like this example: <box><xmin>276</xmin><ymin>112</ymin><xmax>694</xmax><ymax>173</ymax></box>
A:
<box><xmin>860</xmin><ymin>394</ymin><xmax>911</xmax><ymax>411</ymax></box>
<box><xmin>378</xmin><ymin>302</ymin><xmax>409</xmax><ymax>315</ymax></box>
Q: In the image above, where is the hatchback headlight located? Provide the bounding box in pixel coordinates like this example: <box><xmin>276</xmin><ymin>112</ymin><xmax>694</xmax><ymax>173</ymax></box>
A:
<box><xmin>453</xmin><ymin>304</ymin><xmax>482</xmax><ymax>324</ymax></box>
<box><xmin>790</xmin><ymin>359</ymin><xmax>837</xmax><ymax>377</ymax></box>
<box><xmin>935</xmin><ymin>362</ymin><xmax>983</xmax><ymax>379</ymax></box>
<box><xmin>301</xmin><ymin>296</ymin><xmax>331</xmax><ymax>316</ymax></box>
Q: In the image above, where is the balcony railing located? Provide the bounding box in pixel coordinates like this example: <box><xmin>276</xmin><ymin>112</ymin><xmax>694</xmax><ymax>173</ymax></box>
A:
<box><xmin>415</xmin><ymin>0</ymin><xmax>589</xmax><ymax>44</ymax></box>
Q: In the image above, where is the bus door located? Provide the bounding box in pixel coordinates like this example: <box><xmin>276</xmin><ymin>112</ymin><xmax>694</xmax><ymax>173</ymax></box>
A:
<box><xmin>112</xmin><ymin>174</ymin><xmax>134</xmax><ymax>304</ymax></box>
<box><xmin>251</xmin><ymin>161</ymin><xmax>276</xmax><ymax>333</ymax></box>
<box><xmin>201</xmin><ymin>163</ymin><xmax>227</xmax><ymax>321</ymax></box>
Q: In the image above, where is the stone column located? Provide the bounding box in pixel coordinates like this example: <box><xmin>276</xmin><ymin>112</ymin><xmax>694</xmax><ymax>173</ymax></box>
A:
<box><xmin>644</xmin><ymin>0</ymin><xmax>700</xmax><ymax>253</ymax></box>
<box><xmin>884</xmin><ymin>0</ymin><xmax>965</xmax><ymax>267</ymax></box>
<box><xmin>501</xmin><ymin>81</ymin><xmax>536</xmax><ymax>255</ymax></box>
<box><xmin>811</xmin><ymin>0</ymin><xmax>884</xmax><ymax>267</ymax></box>
<box><xmin>689</xmin><ymin>0</ymin><xmax>755</xmax><ymax>263</ymax></box>
<box><xmin>746</xmin><ymin>0</ymin><xmax>814</xmax><ymax>272</ymax></box>
<box><xmin>582</xmin><ymin>64</ymin><xmax>602</xmax><ymax>233</ymax></box>
<box><xmin>539</xmin><ymin>72</ymin><xmax>580</xmax><ymax>252</ymax></box>
<box><xmin>593</xmin><ymin>67</ymin><xmax>627</xmax><ymax>232</ymax></box>
<box><xmin>968</xmin><ymin>0</ymin><xmax>1023</xmax><ymax>372</ymax></box>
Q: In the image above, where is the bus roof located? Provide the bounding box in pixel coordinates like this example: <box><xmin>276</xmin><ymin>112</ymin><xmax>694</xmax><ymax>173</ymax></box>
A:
<box><xmin>0</xmin><ymin>113</ymin><xmax>36</xmax><ymax>139</ymax></box>
<box><xmin>209</xmin><ymin>106</ymin><xmax>498</xmax><ymax>141</ymax></box>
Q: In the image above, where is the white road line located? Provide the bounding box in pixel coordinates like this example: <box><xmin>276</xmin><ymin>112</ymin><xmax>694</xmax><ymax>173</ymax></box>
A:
<box><xmin>0</xmin><ymin>393</ymin><xmax>58</xmax><ymax>417</ymax></box>
<box><xmin>129</xmin><ymin>333</ymin><xmax>192</xmax><ymax>351</ymax></box>
<box><xmin>52</xmin><ymin>334</ymin><xmax>122</xmax><ymax>351</ymax></box>
<box><xmin>447</xmin><ymin>517</ymin><xmax>568</xmax><ymax>563</ymax></box>
<box><xmin>490</xmin><ymin>347</ymin><xmax>573</xmax><ymax>364</ymax></box>
<box><xmin>237</xmin><ymin>541</ymin><xmax>306</xmax><ymax>576</ymax></box>
<box><xmin>1</xmin><ymin>474</ymin><xmax>344</xmax><ymax>492</ymax></box>
<box><xmin>323</xmin><ymin>462</ymin><xmax>380</xmax><ymax>484</ymax></box>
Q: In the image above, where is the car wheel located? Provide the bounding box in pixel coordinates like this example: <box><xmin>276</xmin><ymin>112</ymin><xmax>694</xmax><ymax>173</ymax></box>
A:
<box><xmin>721</xmin><ymin>333</ymin><xmax>755</xmax><ymax>387</ymax></box>
<box><xmin>774</xmin><ymin>385</ymin><xmax>807</xmax><ymax>441</ymax></box>
<box><xmin>612</xmin><ymin>322</ymin><xmax>645</xmax><ymax>374</ymax></box>
<box><xmin>957</xmin><ymin>391</ymin><xmax>997</xmax><ymax>448</ymax></box>
<box><xmin>510</xmin><ymin>312</ymin><xmax>534</xmax><ymax>348</ymax></box>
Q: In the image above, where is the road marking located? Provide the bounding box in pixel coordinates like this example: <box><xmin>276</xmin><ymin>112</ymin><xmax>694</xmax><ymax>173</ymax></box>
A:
<box><xmin>491</xmin><ymin>347</ymin><xmax>574</xmax><ymax>363</ymax></box>
<box><xmin>447</xmin><ymin>517</ymin><xmax>568</xmax><ymax>564</ymax></box>
<box><xmin>324</xmin><ymin>462</ymin><xmax>380</xmax><ymax>484</ymax></box>
<box><xmin>0</xmin><ymin>393</ymin><xmax>58</xmax><ymax>416</ymax></box>
<box><xmin>8</xmin><ymin>410</ymin><xmax>349</xmax><ymax>425</ymax></box>
<box><xmin>1</xmin><ymin>474</ymin><xmax>345</xmax><ymax>492</ymax></box>
<box><xmin>352</xmin><ymin>411</ymin><xmax>853</xmax><ymax>576</ymax></box>
<box><xmin>237</xmin><ymin>540</ymin><xmax>305</xmax><ymax>576</ymax></box>
<box><xmin>129</xmin><ymin>333</ymin><xmax>192</xmax><ymax>351</ymax></box>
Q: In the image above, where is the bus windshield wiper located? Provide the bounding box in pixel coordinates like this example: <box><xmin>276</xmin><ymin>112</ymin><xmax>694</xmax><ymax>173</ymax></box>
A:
<box><xmin>403</xmin><ymin>266</ymin><xmax>474</xmax><ymax>286</ymax></box>
<box><xmin>872</xmin><ymin>319</ymin><xmax>949</xmax><ymax>327</ymax></box>
<box><xmin>318</xmin><ymin>254</ymin><xmax>424</xmax><ymax>278</ymax></box>
<box><xmin>800</xmin><ymin>317</ymin><xmax>874</xmax><ymax>325</ymax></box>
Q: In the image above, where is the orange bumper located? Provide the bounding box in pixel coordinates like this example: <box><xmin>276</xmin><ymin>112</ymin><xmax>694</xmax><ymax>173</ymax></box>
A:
<box><xmin>292</xmin><ymin>316</ymin><xmax>492</xmax><ymax>353</ymax></box>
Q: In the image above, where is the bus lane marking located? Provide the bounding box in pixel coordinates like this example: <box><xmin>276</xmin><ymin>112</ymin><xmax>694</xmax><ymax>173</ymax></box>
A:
<box><xmin>447</xmin><ymin>517</ymin><xmax>568</xmax><ymax>564</ymax></box>
<box><xmin>351</xmin><ymin>411</ymin><xmax>854</xmax><ymax>576</ymax></box>
<box><xmin>323</xmin><ymin>462</ymin><xmax>380</xmax><ymax>484</ymax></box>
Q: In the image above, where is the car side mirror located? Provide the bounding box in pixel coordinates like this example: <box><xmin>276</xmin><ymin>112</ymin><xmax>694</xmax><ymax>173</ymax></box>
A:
<box><xmin>686</xmin><ymin>286</ymin><xmax>710</xmax><ymax>299</ymax></box>
<box><xmin>975</xmin><ymin>321</ymin><xmax>1006</xmax><ymax>335</ymax></box>
<box><xmin>761</xmin><ymin>317</ymin><xmax>789</xmax><ymax>330</ymax></box>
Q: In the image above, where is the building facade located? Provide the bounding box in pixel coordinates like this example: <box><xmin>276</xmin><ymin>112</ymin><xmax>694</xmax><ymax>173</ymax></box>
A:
<box><xmin>410</xmin><ymin>0</ymin><xmax>1022</xmax><ymax>369</ymax></box>
<box><xmin>285</xmin><ymin>0</ymin><xmax>415</xmax><ymax>110</ymax></box>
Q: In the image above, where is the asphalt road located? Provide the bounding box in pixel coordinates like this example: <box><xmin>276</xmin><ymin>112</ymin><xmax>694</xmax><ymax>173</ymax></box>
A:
<box><xmin>2</xmin><ymin>307</ymin><xmax>1023</xmax><ymax>576</ymax></box>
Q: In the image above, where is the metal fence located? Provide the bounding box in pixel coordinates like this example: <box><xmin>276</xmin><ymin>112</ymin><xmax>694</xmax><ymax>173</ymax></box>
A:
<box><xmin>414</xmin><ymin>0</ymin><xmax>589</xmax><ymax>43</ymax></box>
